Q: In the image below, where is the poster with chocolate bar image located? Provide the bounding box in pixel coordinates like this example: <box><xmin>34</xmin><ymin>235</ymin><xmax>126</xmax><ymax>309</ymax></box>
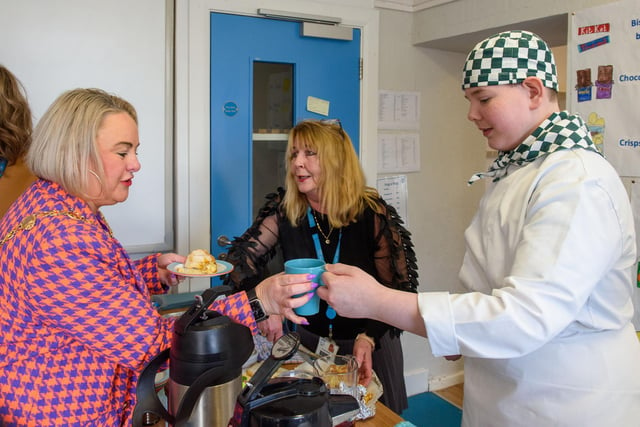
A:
<box><xmin>569</xmin><ymin>0</ymin><xmax>640</xmax><ymax>177</ymax></box>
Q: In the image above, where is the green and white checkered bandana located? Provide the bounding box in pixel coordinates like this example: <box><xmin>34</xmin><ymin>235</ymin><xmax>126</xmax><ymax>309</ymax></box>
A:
<box><xmin>468</xmin><ymin>111</ymin><xmax>602</xmax><ymax>185</ymax></box>
<box><xmin>462</xmin><ymin>30</ymin><xmax>558</xmax><ymax>91</ymax></box>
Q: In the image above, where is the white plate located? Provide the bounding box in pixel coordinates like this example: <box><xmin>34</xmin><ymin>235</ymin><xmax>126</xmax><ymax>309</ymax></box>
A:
<box><xmin>167</xmin><ymin>260</ymin><xmax>234</xmax><ymax>277</ymax></box>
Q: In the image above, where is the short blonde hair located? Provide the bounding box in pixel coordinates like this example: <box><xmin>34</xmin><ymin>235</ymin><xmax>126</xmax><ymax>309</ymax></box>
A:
<box><xmin>27</xmin><ymin>88</ymin><xmax>137</xmax><ymax>197</ymax></box>
<box><xmin>282</xmin><ymin>120</ymin><xmax>379</xmax><ymax>227</ymax></box>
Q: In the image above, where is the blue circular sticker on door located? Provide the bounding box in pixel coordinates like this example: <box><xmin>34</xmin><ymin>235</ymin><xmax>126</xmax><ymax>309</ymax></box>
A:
<box><xmin>223</xmin><ymin>101</ymin><xmax>239</xmax><ymax>116</ymax></box>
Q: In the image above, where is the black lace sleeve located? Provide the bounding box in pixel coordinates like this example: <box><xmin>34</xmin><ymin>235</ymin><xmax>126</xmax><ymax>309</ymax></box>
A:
<box><xmin>374</xmin><ymin>197</ymin><xmax>419</xmax><ymax>294</ymax></box>
<box><xmin>222</xmin><ymin>188</ymin><xmax>285</xmax><ymax>291</ymax></box>
<box><xmin>357</xmin><ymin>197</ymin><xmax>419</xmax><ymax>341</ymax></box>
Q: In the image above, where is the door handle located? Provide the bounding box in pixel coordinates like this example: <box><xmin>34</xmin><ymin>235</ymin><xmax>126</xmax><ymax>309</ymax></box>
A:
<box><xmin>217</xmin><ymin>235</ymin><xmax>232</xmax><ymax>247</ymax></box>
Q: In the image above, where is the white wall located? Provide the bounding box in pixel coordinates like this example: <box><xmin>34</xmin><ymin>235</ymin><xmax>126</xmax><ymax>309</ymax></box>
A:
<box><xmin>0</xmin><ymin>0</ymin><xmax>174</xmax><ymax>253</ymax></box>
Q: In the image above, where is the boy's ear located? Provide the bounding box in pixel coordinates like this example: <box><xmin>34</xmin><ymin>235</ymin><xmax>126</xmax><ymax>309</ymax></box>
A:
<box><xmin>522</xmin><ymin>76</ymin><xmax>545</xmax><ymax>108</ymax></box>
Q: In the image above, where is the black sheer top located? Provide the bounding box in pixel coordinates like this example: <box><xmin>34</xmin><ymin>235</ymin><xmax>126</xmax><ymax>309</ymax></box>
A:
<box><xmin>223</xmin><ymin>188</ymin><xmax>418</xmax><ymax>341</ymax></box>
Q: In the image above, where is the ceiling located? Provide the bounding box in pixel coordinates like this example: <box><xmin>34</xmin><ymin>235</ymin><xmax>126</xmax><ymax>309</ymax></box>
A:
<box><xmin>415</xmin><ymin>14</ymin><xmax>569</xmax><ymax>53</ymax></box>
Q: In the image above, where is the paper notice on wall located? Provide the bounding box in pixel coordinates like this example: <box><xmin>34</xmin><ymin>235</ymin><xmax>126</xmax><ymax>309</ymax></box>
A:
<box><xmin>306</xmin><ymin>96</ymin><xmax>330</xmax><ymax>116</ymax></box>
<box><xmin>378</xmin><ymin>90</ymin><xmax>420</xmax><ymax>130</ymax></box>
<box><xmin>378</xmin><ymin>133</ymin><xmax>420</xmax><ymax>173</ymax></box>
<box><xmin>376</xmin><ymin>175</ymin><xmax>409</xmax><ymax>226</ymax></box>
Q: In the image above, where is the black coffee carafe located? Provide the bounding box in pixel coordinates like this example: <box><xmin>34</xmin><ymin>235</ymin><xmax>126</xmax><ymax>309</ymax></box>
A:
<box><xmin>133</xmin><ymin>285</ymin><xmax>254</xmax><ymax>427</ymax></box>
<box><xmin>233</xmin><ymin>333</ymin><xmax>360</xmax><ymax>427</ymax></box>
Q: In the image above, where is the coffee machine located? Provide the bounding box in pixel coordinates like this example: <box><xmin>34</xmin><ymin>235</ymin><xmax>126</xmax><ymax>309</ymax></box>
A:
<box><xmin>133</xmin><ymin>285</ymin><xmax>254</xmax><ymax>427</ymax></box>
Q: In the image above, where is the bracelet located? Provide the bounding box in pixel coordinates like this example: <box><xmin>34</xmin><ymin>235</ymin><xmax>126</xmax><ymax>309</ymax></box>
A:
<box><xmin>356</xmin><ymin>333</ymin><xmax>375</xmax><ymax>349</ymax></box>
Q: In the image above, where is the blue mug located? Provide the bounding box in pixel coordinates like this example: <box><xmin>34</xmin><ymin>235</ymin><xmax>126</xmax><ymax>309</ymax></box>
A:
<box><xmin>284</xmin><ymin>258</ymin><xmax>325</xmax><ymax>315</ymax></box>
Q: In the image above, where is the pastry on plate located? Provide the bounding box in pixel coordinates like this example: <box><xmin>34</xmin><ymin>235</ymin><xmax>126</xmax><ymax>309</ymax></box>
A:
<box><xmin>179</xmin><ymin>249</ymin><xmax>217</xmax><ymax>274</ymax></box>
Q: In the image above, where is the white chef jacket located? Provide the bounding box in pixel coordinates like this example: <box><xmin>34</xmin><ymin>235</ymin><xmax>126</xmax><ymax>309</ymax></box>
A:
<box><xmin>421</xmin><ymin>149</ymin><xmax>640</xmax><ymax>426</ymax></box>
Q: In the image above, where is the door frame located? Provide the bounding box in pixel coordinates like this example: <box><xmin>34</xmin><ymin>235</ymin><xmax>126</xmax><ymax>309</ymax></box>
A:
<box><xmin>174</xmin><ymin>0</ymin><xmax>379</xmax><ymax>291</ymax></box>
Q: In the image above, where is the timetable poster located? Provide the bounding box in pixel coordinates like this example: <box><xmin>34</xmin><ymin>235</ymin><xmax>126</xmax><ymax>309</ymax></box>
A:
<box><xmin>568</xmin><ymin>0</ymin><xmax>640</xmax><ymax>177</ymax></box>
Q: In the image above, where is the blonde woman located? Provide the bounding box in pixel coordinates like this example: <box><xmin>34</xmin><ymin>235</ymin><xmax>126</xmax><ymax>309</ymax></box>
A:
<box><xmin>225</xmin><ymin>119</ymin><xmax>418</xmax><ymax>413</ymax></box>
<box><xmin>0</xmin><ymin>88</ymin><xmax>315</xmax><ymax>426</ymax></box>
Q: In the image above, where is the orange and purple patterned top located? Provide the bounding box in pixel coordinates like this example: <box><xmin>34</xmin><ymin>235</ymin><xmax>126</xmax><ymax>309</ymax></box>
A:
<box><xmin>0</xmin><ymin>180</ymin><xmax>257</xmax><ymax>426</ymax></box>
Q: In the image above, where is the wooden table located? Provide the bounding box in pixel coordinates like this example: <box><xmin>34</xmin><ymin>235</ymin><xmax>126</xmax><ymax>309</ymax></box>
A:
<box><xmin>355</xmin><ymin>401</ymin><xmax>404</xmax><ymax>426</ymax></box>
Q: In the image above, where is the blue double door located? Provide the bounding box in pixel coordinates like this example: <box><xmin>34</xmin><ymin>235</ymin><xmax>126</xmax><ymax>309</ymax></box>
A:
<box><xmin>209</xmin><ymin>12</ymin><xmax>361</xmax><ymax>262</ymax></box>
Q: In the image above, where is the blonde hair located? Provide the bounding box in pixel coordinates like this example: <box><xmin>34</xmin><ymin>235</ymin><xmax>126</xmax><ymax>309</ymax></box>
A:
<box><xmin>27</xmin><ymin>88</ymin><xmax>137</xmax><ymax>197</ymax></box>
<box><xmin>282</xmin><ymin>120</ymin><xmax>380</xmax><ymax>227</ymax></box>
<box><xmin>0</xmin><ymin>65</ymin><xmax>32</xmax><ymax>165</ymax></box>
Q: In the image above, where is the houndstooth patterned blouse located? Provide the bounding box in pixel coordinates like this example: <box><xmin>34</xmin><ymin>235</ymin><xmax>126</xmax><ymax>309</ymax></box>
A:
<box><xmin>0</xmin><ymin>179</ymin><xmax>257</xmax><ymax>426</ymax></box>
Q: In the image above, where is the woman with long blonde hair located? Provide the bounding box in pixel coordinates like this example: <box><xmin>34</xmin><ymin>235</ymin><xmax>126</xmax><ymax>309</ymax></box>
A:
<box><xmin>225</xmin><ymin>119</ymin><xmax>418</xmax><ymax>413</ymax></box>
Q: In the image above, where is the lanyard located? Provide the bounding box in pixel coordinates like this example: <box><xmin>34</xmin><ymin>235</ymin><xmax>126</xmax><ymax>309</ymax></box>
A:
<box><xmin>307</xmin><ymin>207</ymin><xmax>340</xmax><ymax>338</ymax></box>
<box><xmin>307</xmin><ymin>207</ymin><xmax>341</xmax><ymax>264</ymax></box>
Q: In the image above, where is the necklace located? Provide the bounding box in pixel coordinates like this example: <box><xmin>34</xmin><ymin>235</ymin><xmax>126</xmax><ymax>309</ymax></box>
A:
<box><xmin>0</xmin><ymin>210</ymin><xmax>113</xmax><ymax>247</ymax></box>
<box><xmin>311</xmin><ymin>209</ymin><xmax>333</xmax><ymax>244</ymax></box>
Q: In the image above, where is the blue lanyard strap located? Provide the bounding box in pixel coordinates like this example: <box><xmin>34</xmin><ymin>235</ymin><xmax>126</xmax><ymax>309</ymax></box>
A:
<box><xmin>307</xmin><ymin>207</ymin><xmax>341</xmax><ymax>263</ymax></box>
<box><xmin>307</xmin><ymin>207</ymin><xmax>339</xmax><ymax>327</ymax></box>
